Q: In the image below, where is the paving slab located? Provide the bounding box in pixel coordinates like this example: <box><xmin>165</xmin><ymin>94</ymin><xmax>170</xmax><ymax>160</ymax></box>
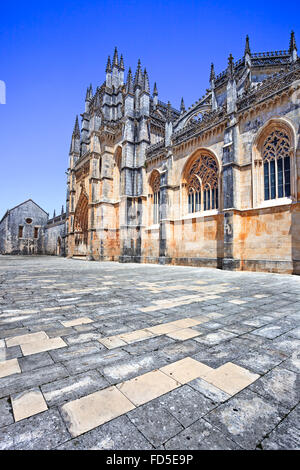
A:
<box><xmin>117</xmin><ymin>370</ymin><xmax>180</xmax><ymax>406</ymax></box>
<box><xmin>0</xmin><ymin>358</ymin><xmax>21</xmax><ymax>378</ymax></box>
<box><xmin>249</xmin><ymin>367</ymin><xmax>300</xmax><ymax>410</ymax></box>
<box><xmin>160</xmin><ymin>357</ymin><xmax>213</xmax><ymax>384</ymax></box>
<box><xmin>57</xmin><ymin>415</ymin><xmax>153</xmax><ymax>450</ymax></box>
<box><xmin>164</xmin><ymin>418</ymin><xmax>241</xmax><ymax>450</ymax></box>
<box><xmin>261</xmin><ymin>405</ymin><xmax>300</xmax><ymax>449</ymax></box>
<box><xmin>61</xmin><ymin>386</ymin><xmax>136</xmax><ymax>437</ymax></box>
<box><xmin>127</xmin><ymin>401</ymin><xmax>184</xmax><ymax>447</ymax></box>
<box><xmin>155</xmin><ymin>385</ymin><xmax>216</xmax><ymax>427</ymax></box>
<box><xmin>203</xmin><ymin>389</ymin><xmax>288</xmax><ymax>449</ymax></box>
<box><xmin>11</xmin><ymin>388</ymin><xmax>48</xmax><ymax>422</ymax></box>
<box><xmin>0</xmin><ymin>409</ymin><xmax>70</xmax><ymax>450</ymax></box>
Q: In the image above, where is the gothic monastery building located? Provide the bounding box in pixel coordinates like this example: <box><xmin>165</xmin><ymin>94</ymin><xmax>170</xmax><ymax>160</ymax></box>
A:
<box><xmin>1</xmin><ymin>33</ymin><xmax>300</xmax><ymax>274</ymax></box>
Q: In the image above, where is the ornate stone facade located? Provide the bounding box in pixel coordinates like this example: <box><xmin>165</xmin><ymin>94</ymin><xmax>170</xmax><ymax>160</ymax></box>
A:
<box><xmin>65</xmin><ymin>33</ymin><xmax>300</xmax><ymax>274</ymax></box>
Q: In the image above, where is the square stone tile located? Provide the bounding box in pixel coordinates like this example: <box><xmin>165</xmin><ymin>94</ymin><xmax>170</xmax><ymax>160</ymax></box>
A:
<box><xmin>156</xmin><ymin>385</ymin><xmax>216</xmax><ymax>427</ymax></box>
<box><xmin>119</xmin><ymin>329</ymin><xmax>154</xmax><ymax>344</ymax></box>
<box><xmin>146</xmin><ymin>322</ymin><xmax>181</xmax><ymax>335</ymax></box>
<box><xmin>261</xmin><ymin>405</ymin><xmax>300</xmax><ymax>449</ymax></box>
<box><xmin>127</xmin><ymin>401</ymin><xmax>184</xmax><ymax>447</ymax></box>
<box><xmin>166</xmin><ymin>328</ymin><xmax>201</xmax><ymax>341</ymax></box>
<box><xmin>5</xmin><ymin>331</ymin><xmax>49</xmax><ymax>347</ymax></box>
<box><xmin>171</xmin><ymin>318</ymin><xmax>203</xmax><ymax>328</ymax></box>
<box><xmin>164</xmin><ymin>418</ymin><xmax>240</xmax><ymax>450</ymax></box>
<box><xmin>0</xmin><ymin>358</ymin><xmax>21</xmax><ymax>378</ymax></box>
<box><xmin>21</xmin><ymin>337</ymin><xmax>67</xmax><ymax>356</ymax></box>
<box><xmin>61</xmin><ymin>317</ymin><xmax>93</xmax><ymax>328</ymax></box>
<box><xmin>117</xmin><ymin>370</ymin><xmax>179</xmax><ymax>406</ymax></box>
<box><xmin>188</xmin><ymin>315</ymin><xmax>209</xmax><ymax>323</ymax></box>
<box><xmin>204</xmin><ymin>389</ymin><xmax>287</xmax><ymax>449</ymax></box>
<box><xmin>61</xmin><ymin>386</ymin><xmax>135</xmax><ymax>437</ymax></box>
<box><xmin>98</xmin><ymin>336</ymin><xmax>127</xmax><ymax>349</ymax></box>
<box><xmin>201</xmin><ymin>362</ymin><xmax>260</xmax><ymax>395</ymax></box>
<box><xmin>18</xmin><ymin>352</ymin><xmax>54</xmax><ymax>372</ymax></box>
<box><xmin>0</xmin><ymin>409</ymin><xmax>70</xmax><ymax>450</ymax></box>
<box><xmin>11</xmin><ymin>388</ymin><xmax>48</xmax><ymax>422</ymax></box>
<box><xmin>160</xmin><ymin>357</ymin><xmax>214</xmax><ymax>384</ymax></box>
<box><xmin>194</xmin><ymin>330</ymin><xmax>237</xmax><ymax>346</ymax></box>
<box><xmin>234</xmin><ymin>350</ymin><xmax>284</xmax><ymax>374</ymax></box>
<box><xmin>249</xmin><ymin>367</ymin><xmax>299</xmax><ymax>409</ymax></box>
<box><xmin>57</xmin><ymin>415</ymin><xmax>153</xmax><ymax>450</ymax></box>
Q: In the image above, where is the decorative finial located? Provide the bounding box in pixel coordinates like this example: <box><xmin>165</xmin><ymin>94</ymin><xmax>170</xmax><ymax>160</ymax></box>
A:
<box><xmin>210</xmin><ymin>63</ymin><xmax>215</xmax><ymax>82</ymax></box>
<box><xmin>180</xmin><ymin>97</ymin><xmax>185</xmax><ymax>113</ymax></box>
<box><xmin>143</xmin><ymin>68</ymin><xmax>150</xmax><ymax>93</ymax></box>
<box><xmin>126</xmin><ymin>67</ymin><xmax>134</xmax><ymax>93</ymax></box>
<box><xmin>134</xmin><ymin>59</ymin><xmax>143</xmax><ymax>87</ymax></box>
<box><xmin>153</xmin><ymin>82</ymin><xmax>158</xmax><ymax>96</ymax></box>
<box><xmin>106</xmin><ymin>55</ymin><xmax>112</xmax><ymax>73</ymax></box>
<box><xmin>244</xmin><ymin>35</ymin><xmax>251</xmax><ymax>56</ymax></box>
<box><xmin>61</xmin><ymin>205</ymin><xmax>64</xmax><ymax>215</ymax></box>
<box><xmin>289</xmin><ymin>31</ymin><xmax>297</xmax><ymax>52</ymax></box>
<box><xmin>113</xmin><ymin>47</ymin><xmax>119</xmax><ymax>67</ymax></box>
<box><xmin>119</xmin><ymin>54</ymin><xmax>125</xmax><ymax>71</ymax></box>
<box><xmin>53</xmin><ymin>209</ymin><xmax>56</xmax><ymax>218</ymax></box>
<box><xmin>73</xmin><ymin>115</ymin><xmax>80</xmax><ymax>137</ymax></box>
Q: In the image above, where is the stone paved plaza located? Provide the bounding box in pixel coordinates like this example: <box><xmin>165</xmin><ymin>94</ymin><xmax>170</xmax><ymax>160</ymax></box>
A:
<box><xmin>0</xmin><ymin>256</ymin><xmax>299</xmax><ymax>450</ymax></box>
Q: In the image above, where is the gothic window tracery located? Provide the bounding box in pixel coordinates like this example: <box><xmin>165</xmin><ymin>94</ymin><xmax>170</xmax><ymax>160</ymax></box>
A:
<box><xmin>262</xmin><ymin>130</ymin><xmax>291</xmax><ymax>200</ymax></box>
<box><xmin>186</xmin><ymin>154</ymin><xmax>219</xmax><ymax>213</ymax></box>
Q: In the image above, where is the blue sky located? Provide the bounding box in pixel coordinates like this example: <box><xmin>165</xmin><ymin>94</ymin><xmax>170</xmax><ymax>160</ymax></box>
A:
<box><xmin>0</xmin><ymin>0</ymin><xmax>299</xmax><ymax>218</ymax></box>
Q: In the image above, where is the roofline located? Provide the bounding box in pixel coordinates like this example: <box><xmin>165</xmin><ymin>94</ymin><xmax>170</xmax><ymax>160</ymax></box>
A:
<box><xmin>0</xmin><ymin>199</ymin><xmax>49</xmax><ymax>221</ymax></box>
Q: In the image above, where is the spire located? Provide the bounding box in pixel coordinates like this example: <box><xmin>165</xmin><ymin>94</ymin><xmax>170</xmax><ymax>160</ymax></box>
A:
<box><xmin>113</xmin><ymin>47</ymin><xmax>119</xmax><ymax>68</ymax></box>
<box><xmin>61</xmin><ymin>205</ymin><xmax>64</xmax><ymax>215</ymax></box>
<box><xmin>119</xmin><ymin>54</ymin><xmax>125</xmax><ymax>71</ymax></box>
<box><xmin>143</xmin><ymin>68</ymin><xmax>150</xmax><ymax>93</ymax></box>
<box><xmin>180</xmin><ymin>97</ymin><xmax>185</xmax><ymax>113</ymax></box>
<box><xmin>227</xmin><ymin>53</ymin><xmax>234</xmax><ymax>79</ymax></box>
<box><xmin>244</xmin><ymin>35</ymin><xmax>251</xmax><ymax>56</ymax></box>
<box><xmin>126</xmin><ymin>67</ymin><xmax>134</xmax><ymax>94</ymax></box>
<box><xmin>89</xmin><ymin>84</ymin><xmax>93</xmax><ymax>98</ymax></box>
<box><xmin>106</xmin><ymin>55</ymin><xmax>112</xmax><ymax>73</ymax></box>
<box><xmin>73</xmin><ymin>115</ymin><xmax>80</xmax><ymax>138</ymax></box>
<box><xmin>210</xmin><ymin>63</ymin><xmax>215</xmax><ymax>83</ymax></box>
<box><xmin>85</xmin><ymin>86</ymin><xmax>90</xmax><ymax>101</ymax></box>
<box><xmin>53</xmin><ymin>209</ymin><xmax>56</xmax><ymax>218</ymax></box>
<box><xmin>134</xmin><ymin>59</ymin><xmax>143</xmax><ymax>87</ymax></box>
<box><xmin>289</xmin><ymin>31</ymin><xmax>297</xmax><ymax>52</ymax></box>
<box><xmin>153</xmin><ymin>82</ymin><xmax>158</xmax><ymax>96</ymax></box>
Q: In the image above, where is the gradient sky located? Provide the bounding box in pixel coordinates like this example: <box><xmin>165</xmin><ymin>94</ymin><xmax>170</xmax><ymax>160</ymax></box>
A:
<box><xmin>0</xmin><ymin>0</ymin><xmax>299</xmax><ymax>218</ymax></box>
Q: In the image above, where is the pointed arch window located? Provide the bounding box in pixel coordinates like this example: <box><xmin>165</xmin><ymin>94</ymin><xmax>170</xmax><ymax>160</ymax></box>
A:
<box><xmin>151</xmin><ymin>171</ymin><xmax>161</xmax><ymax>224</ymax></box>
<box><xmin>187</xmin><ymin>154</ymin><xmax>219</xmax><ymax>213</ymax></box>
<box><xmin>262</xmin><ymin>130</ymin><xmax>291</xmax><ymax>200</ymax></box>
